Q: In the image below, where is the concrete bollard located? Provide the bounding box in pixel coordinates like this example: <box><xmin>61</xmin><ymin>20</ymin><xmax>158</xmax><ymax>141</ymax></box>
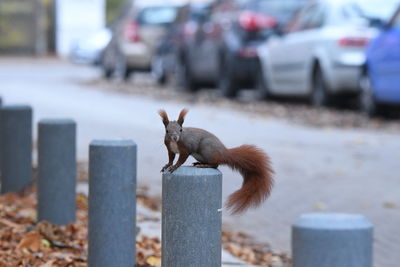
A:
<box><xmin>162</xmin><ymin>166</ymin><xmax>222</xmax><ymax>267</ymax></box>
<box><xmin>0</xmin><ymin>105</ymin><xmax>32</xmax><ymax>193</ymax></box>
<box><xmin>88</xmin><ymin>140</ymin><xmax>137</xmax><ymax>267</ymax></box>
<box><xmin>292</xmin><ymin>213</ymin><xmax>373</xmax><ymax>267</ymax></box>
<box><xmin>37</xmin><ymin>119</ymin><xmax>76</xmax><ymax>225</ymax></box>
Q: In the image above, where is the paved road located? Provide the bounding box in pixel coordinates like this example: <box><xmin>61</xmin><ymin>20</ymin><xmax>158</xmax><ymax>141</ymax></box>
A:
<box><xmin>1</xmin><ymin>58</ymin><xmax>399</xmax><ymax>267</ymax></box>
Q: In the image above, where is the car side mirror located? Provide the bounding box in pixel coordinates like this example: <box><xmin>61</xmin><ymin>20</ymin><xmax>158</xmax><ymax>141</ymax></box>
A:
<box><xmin>369</xmin><ymin>18</ymin><xmax>387</xmax><ymax>29</ymax></box>
<box><xmin>272</xmin><ymin>23</ymin><xmax>285</xmax><ymax>37</ymax></box>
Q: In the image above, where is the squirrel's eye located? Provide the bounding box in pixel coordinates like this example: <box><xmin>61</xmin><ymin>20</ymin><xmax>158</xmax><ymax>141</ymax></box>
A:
<box><xmin>166</xmin><ymin>130</ymin><xmax>169</xmax><ymax>133</ymax></box>
<box><xmin>180</xmin><ymin>129</ymin><xmax>182</xmax><ymax>132</ymax></box>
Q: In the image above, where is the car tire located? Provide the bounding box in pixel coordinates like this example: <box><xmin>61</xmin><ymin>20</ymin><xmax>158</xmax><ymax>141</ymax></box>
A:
<box><xmin>179</xmin><ymin>60</ymin><xmax>198</xmax><ymax>92</ymax></box>
<box><xmin>219</xmin><ymin>59</ymin><xmax>238</xmax><ymax>98</ymax></box>
<box><xmin>310</xmin><ymin>67</ymin><xmax>329</xmax><ymax>107</ymax></box>
<box><xmin>152</xmin><ymin>56</ymin><xmax>167</xmax><ymax>85</ymax></box>
<box><xmin>116</xmin><ymin>54</ymin><xmax>132</xmax><ymax>81</ymax></box>
<box><xmin>255</xmin><ymin>62</ymin><xmax>270</xmax><ymax>100</ymax></box>
<box><xmin>102</xmin><ymin>66</ymin><xmax>113</xmax><ymax>79</ymax></box>
<box><xmin>359</xmin><ymin>71</ymin><xmax>378</xmax><ymax>117</ymax></box>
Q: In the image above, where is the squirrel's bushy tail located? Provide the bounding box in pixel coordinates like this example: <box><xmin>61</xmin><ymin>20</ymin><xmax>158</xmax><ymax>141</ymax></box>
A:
<box><xmin>221</xmin><ymin>145</ymin><xmax>274</xmax><ymax>214</ymax></box>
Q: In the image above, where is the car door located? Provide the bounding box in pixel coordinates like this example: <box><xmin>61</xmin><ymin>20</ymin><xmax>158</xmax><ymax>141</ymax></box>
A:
<box><xmin>267</xmin><ymin>3</ymin><xmax>325</xmax><ymax>95</ymax></box>
<box><xmin>189</xmin><ymin>4</ymin><xmax>218</xmax><ymax>81</ymax></box>
<box><xmin>266</xmin><ymin>5</ymin><xmax>310</xmax><ymax>94</ymax></box>
<box><xmin>369</xmin><ymin>7</ymin><xmax>400</xmax><ymax>102</ymax></box>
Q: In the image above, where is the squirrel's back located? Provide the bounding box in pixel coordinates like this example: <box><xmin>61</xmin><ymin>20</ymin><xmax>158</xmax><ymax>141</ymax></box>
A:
<box><xmin>181</xmin><ymin>127</ymin><xmax>227</xmax><ymax>158</ymax></box>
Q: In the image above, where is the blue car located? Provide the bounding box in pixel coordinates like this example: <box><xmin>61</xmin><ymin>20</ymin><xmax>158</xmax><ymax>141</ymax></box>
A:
<box><xmin>361</xmin><ymin>6</ymin><xmax>400</xmax><ymax>115</ymax></box>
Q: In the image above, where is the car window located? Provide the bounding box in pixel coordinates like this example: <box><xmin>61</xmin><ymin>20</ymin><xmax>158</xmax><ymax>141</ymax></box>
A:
<box><xmin>284</xmin><ymin>3</ymin><xmax>323</xmax><ymax>33</ymax></box>
<box><xmin>390</xmin><ymin>8</ymin><xmax>400</xmax><ymax>27</ymax></box>
<box><xmin>342</xmin><ymin>0</ymin><xmax>399</xmax><ymax>21</ymax></box>
<box><xmin>175</xmin><ymin>5</ymin><xmax>189</xmax><ymax>24</ymax></box>
<box><xmin>284</xmin><ymin>6</ymin><xmax>308</xmax><ymax>33</ymax></box>
<box><xmin>302</xmin><ymin>4</ymin><xmax>325</xmax><ymax>30</ymax></box>
<box><xmin>246</xmin><ymin>0</ymin><xmax>306</xmax><ymax>22</ymax></box>
<box><xmin>138</xmin><ymin>6</ymin><xmax>178</xmax><ymax>25</ymax></box>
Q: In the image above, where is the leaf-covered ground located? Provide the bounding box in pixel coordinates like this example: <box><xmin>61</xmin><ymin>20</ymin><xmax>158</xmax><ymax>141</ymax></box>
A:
<box><xmin>0</xmin><ymin>187</ymin><xmax>161</xmax><ymax>267</ymax></box>
<box><xmin>0</xmin><ymin>185</ymin><xmax>290</xmax><ymax>267</ymax></box>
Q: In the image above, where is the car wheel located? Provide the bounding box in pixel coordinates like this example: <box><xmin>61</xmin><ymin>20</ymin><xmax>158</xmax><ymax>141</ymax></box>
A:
<box><xmin>310</xmin><ymin>67</ymin><xmax>329</xmax><ymax>107</ymax></box>
<box><xmin>255</xmin><ymin>62</ymin><xmax>270</xmax><ymax>100</ymax></box>
<box><xmin>179</xmin><ymin>60</ymin><xmax>198</xmax><ymax>92</ymax></box>
<box><xmin>116</xmin><ymin>55</ymin><xmax>132</xmax><ymax>81</ymax></box>
<box><xmin>359</xmin><ymin>71</ymin><xmax>377</xmax><ymax>116</ymax></box>
<box><xmin>102</xmin><ymin>65</ymin><xmax>113</xmax><ymax>79</ymax></box>
<box><xmin>152</xmin><ymin>56</ymin><xmax>167</xmax><ymax>85</ymax></box>
<box><xmin>218</xmin><ymin>63</ymin><xmax>239</xmax><ymax>98</ymax></box>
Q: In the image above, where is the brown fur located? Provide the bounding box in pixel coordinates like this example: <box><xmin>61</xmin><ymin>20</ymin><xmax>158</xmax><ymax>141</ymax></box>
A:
<box><xmin>177</xmin><ymin>109</ymin><xmax>188</xmax><ymax>126</ymax></box>
<box><xmin>159</xmin><ymin>109</ymin><xmax>274</xmax><ymax>215</ymax></box>
<box><xmin>158</xmin><ymin>109</ymin><xmax>169</xmax><ymax>127</ymax></box>
<box><xmin>219</xmin><ymin>145</ymin><xmax>274</xmax><ymax>214</ymax></box>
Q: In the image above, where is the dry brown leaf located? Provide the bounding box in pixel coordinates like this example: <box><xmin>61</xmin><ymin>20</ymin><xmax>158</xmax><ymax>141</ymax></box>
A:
<box><xmin>146</xmin><ymin>256</ymin><xmax>161</xmax><ymax>266</ymax></box>
<box><xmin>0</xmin><ymin>218</ymin><xmax>23</xmax><ymax>229</ymax></box>
<box><xmin>39</xmin><ymin>260</ymin><xmax>56</xmax><ymax>267</ymax></box>
<box><xmin>16</xmin><ymin>231</ymin><xmax>42</xmax><ymax>252</ymax></box>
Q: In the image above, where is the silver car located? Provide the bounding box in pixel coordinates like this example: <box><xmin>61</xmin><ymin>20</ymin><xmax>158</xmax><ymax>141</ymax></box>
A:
<box><xmin>102</xmin><ymin>0</ymin><xmax>182</xmax><ymax>80</ymax></box>
<box><xmin>257</xmin><ymin>0</ymin><xmax>399</xmax><ymax>106</ymax></box>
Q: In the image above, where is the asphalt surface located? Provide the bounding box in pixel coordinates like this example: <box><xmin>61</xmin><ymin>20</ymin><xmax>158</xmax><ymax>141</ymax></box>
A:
<box><xmin>1</xmin><ymin>57</ymin><xmax>399</xmax><ymax>267</ymax></box>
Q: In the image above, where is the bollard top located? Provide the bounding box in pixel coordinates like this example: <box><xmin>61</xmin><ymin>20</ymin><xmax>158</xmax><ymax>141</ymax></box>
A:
<box><xmin>164</xmin><ymin>166</ymin><xmax>222</xmax><ymax>177</ymax></box>
<box><xmin>293</xmin><ymin>213</ymin><xmax>373</xmax><ymax>230</ymax></box>
<box><xmin>39</xmin><ymin>118</ymin><xmax>76</xmax><ymax>125</ymax></box>
<box><xmin>90</xmin><ymin>139</ymin><xmax>137</xmax><ymax>148</ymax></box>
<box><xmin>0</xmin><ymin>104</ymin><xmax>32</xmax><ymax>111</ymax></box>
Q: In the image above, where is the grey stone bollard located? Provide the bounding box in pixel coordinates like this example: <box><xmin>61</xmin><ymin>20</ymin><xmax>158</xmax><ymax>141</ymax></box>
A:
<box><xmin>88</xmin><ymin>140</ymin><xmax>137</xmax><ymax>267</ymax></box>
<box><xmin>38</xmin><ymin>119</ymin><xmax>76</xmax><ymax>225</ymax></box>
<box><xmin>292</xmin><ymin>213</ymin><xmax>373</xmax><ymax>267</ymax></box>
<box><xmin>162</xmin><ymin>166</ymin><xmax>222</xmax><ymax>267</ymax></box>
<box><xmin>0</xmin><ymin>105</ymin><xmax>32</xmax><ymax>193</ymax></box>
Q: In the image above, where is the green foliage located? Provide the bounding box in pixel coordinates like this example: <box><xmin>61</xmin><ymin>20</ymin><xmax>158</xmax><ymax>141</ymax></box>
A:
<box><xmin>106</xmin><ymin>0</ymin><xmax>126</xmax><ymax>25</ymax></box>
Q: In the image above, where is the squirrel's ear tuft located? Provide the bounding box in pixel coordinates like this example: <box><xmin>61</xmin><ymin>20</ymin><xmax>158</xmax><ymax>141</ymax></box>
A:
<box><xmin>158</xmin><ymin>109</ymin><xmax>169</xmax><ymax>127</ymax></box>
<box><xmin>177</xmin><ymin>108</ymin><xmax>188</xmax><ymax>126</ymax></box>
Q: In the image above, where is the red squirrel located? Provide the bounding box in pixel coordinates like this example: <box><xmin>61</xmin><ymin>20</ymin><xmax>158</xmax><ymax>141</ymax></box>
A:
<box><xmin>159</xmin><ymin>109</ymin><xmax>274</xmax><ymax>214</ymax></box>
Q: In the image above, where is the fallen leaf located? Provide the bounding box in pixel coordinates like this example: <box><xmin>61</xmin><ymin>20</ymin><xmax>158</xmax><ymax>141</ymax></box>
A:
<box><xmin>39</xmin><ymin>260</ymin><xmax>56</xmax><ymax>267</ymax></box>
<box><xmin>0</xmin><ymin>218</ymin><xmax>23</xmax><ymax>229</ymax></box>
<box><xmin>383</xmin><ymin>202</ymin><xmax>397</xmax><ymax>209</ymax></box>
<box><xmin>146</xmin><ymin>256</ymin><xmax>161</xmax><ymax>266</ymax></box>
<box><xmin>314</xmin><ymin>202</ymin><xmax>327</xmax><ymax>211</ymax></box>
<box><xmin>17</xmin><ymin>231</ymin><xmax>42</xmax><ymax>252</ymax></box>
<box><xmin>42</xmin><ymin>239</ymin><xmax>51</xmax><ymax>248</ymax></box>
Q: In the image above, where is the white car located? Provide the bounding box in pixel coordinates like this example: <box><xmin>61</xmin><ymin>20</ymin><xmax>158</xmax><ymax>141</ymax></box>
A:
<box><xmin>257</xmin><ymin>0</ymin><xmax>399</xmax><ymax>106</ymax></box>
<box><xmin>70</xmin><ymin>28</ymin><xmax>111</xmax><ymax>65</ymax></box>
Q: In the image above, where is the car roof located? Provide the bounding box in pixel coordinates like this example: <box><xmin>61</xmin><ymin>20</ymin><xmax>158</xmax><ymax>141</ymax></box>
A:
<box><xmin>133</xmin><ymin>0</ymin><xmax>211</xmax><ymax>8</ymax></box>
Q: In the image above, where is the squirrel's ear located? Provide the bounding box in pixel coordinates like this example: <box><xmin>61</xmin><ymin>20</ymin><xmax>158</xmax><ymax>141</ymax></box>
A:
<box><xmin>158</xmin><ymin>109</ymin><xmax>169</xmax><ymax>127</ymax></box>
<box><xmin>177</xmin><ymin>108</ymin><xmax>188</xmax><ymax>126</ymax></box>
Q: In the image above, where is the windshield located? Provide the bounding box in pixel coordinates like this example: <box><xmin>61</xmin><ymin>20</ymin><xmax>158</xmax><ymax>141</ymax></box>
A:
<box><xmin>138</xmin><ymin>6</ymin><xmax>178</xmax><ymax>25</ymax></box>
<box><xmin>247</xmin><ymin>0</ymin><xmax>307</xmax><ymax>21</ymax></box>
<box><xmin>344</xmin><ymin>0</ymin><xmax>399</xmax><ymax>20</ymax></box>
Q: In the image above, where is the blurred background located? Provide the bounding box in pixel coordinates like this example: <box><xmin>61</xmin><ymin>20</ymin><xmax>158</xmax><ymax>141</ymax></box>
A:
<box><xmin>1</xmin><ymin>0</ymin><xmax>400</xmax><ymax>266</ymax></box>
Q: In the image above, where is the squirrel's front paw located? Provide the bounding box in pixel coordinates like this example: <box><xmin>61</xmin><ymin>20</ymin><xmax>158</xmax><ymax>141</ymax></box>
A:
<box><xmin>161</xmin><ymin>164</ymin><xmax>172</xmax><ymax>173</ymax></box>
<box><xmin>167</xmin><ymin>165</ymin><xmax>178</xmax><ymax>173</ymax></box>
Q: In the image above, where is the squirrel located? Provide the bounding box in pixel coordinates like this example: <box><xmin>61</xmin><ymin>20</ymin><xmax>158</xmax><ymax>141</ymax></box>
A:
<box><xmin>158</xmin><ymin>109</ymin><xmax>274</xmax><ymax>214</ymax></box>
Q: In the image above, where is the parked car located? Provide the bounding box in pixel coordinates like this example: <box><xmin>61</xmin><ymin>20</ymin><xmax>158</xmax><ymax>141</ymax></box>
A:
<box><xmin>101</xmin><ymin>0</ymin><xmax>182</xmax><ymax>80</ymax></box>
<box><xmin>360</xmin><ymin>5</ymin><xmax>400</xmax><ymax>115</ymax></box>
<box><xmin>180</xmin><ymin>0</ymin><xmax>305</xmax><ymax>96</ymax></box>
<box><xmin>152</xmin><ymin>1</ymin><xmax>213</xmax><ymax>85</ymax></box>
<box><xmin>70</xmin><ymin>28</ymin><xmax>111</xmax><ymax>65</ymax></box>
<box><xmin>257</xmin><ymin>0</ymin><xmax>400</xmax><ymax>106</ymax></box>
